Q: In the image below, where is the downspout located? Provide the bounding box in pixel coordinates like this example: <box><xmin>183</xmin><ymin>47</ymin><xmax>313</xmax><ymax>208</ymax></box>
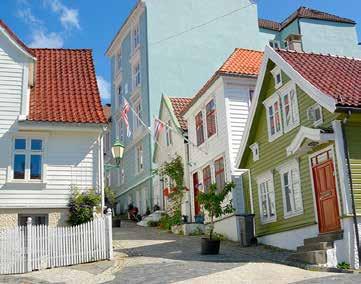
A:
<box><xmin>341</xmin><ymin>113</ymin><xmax>361</xmax><ymax>266</ymax></box>
<box><xmin>239</xmin><ymin>169</ymin><xmax>254</xmax><ymax>214</ymax></box>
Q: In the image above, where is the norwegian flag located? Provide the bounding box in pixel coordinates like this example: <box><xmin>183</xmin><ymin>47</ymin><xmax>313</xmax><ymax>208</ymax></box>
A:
<box><xmin>121</xmin><ymin>98</ymin><xmax>131</xmax><ymax>137</ymax></box>
<box><xmin>154</xmin><ymin>118</ymin><xmax>164</xmax><ymax>141</ymax></box>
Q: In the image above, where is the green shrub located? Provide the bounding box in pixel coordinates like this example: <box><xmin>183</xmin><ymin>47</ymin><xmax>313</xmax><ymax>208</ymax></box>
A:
<box><xmin>159</xmin><ymin>212</ymin><xmax>182</xmax><ymax>230</ymax></box>
<box><xmin>337</xmin><ymin>262</ymin><xmax>351</xmax><ymax>270</ymax></box>
<box><xmin>68</xmin><ymin>188</ymin><xmax>101</xmax><ymax>225</ymax></box>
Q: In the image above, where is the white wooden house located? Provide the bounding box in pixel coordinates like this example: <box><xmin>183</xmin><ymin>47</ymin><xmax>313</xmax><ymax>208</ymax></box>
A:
<box><xmin>153</xmin><ymin>95</ymin><xmax>192</xmax><ymax>217</ymax></box>
<box><xmin>0</xmin><ymin>20</ymin><xmax>106</xmax><ymax>228</ymax></box>
<box><xmin>182</xmin><ymin>48</ymin><xmax>263</xmax><ymax>241</ymax></box>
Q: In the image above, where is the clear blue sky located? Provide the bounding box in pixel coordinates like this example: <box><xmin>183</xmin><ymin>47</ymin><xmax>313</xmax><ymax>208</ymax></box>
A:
<box><xmin>1</xmin><ymin>0</ymin><xmax>360</xmax><ymax>104</ymax></box>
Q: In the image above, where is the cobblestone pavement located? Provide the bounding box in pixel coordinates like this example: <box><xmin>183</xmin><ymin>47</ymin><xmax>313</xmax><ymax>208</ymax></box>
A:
<box><xmin>1</xmin><ymin>221</ymin><xmax>361</xmax><ymax>283</ymax></box>
<box><xmin>110</xmin><ymin>222</ymin><xmax>361</xmax><ymax>284</ymax></box>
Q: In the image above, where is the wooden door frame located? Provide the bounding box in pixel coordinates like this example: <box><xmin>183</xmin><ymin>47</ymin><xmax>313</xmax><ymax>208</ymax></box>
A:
<box><xmin>308</xmin><ymin>145</ymin><xmax>343</xmax><ymax>233</ymax></box>
<box><xmin>192</xmin><ymin>171</ymin><xmax>200</xmax><ymax>218</ymax></box>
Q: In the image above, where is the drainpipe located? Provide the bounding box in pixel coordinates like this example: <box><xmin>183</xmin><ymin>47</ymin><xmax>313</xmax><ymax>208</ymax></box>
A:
<box><xmin>341</xmin><ymin>112</ymin><xmax>361</xmax><ymax>266</ymax></box>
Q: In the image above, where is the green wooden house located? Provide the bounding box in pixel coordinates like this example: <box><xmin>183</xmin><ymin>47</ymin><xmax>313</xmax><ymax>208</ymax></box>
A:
<box><xmin>236</xmin><ymin>45</ymin><xmax>361</xmax><ymax>268</ymax></box>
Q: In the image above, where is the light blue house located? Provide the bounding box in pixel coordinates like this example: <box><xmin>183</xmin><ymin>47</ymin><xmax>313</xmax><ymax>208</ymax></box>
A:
<box><xmin>106</xmin><ymin>1</ymin><xmax>361</xmax><ymax>215</ymax></box>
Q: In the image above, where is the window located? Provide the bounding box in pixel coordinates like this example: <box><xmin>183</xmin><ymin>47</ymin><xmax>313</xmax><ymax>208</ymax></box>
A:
<box><xmin>195</xmin><ymin>111</ymin><xmax>204</xmax><ymax>146</ymax></box>
<box><xmin>118</xmin><ymin>85</ymin><xmax>122</xmax><ymax>107</ymax></box>
<box><xmin>203</xmin><ymin>165</ymin><xmax>212</xmax><ymax>192</ymax></box>
<box><xmin>281</xmin><ymin>84</ymin><xmax>299</xmax><ymax>132</ymax></box>
<box><xmin>13</xmin><ymin>138</ymin><xmax>43</xmax><ymax>181</ymax></box>
<box><xmin>133</xmin><ymin>62</ymin><xmax>141</xmax><ymax>88</ymax></box>
<box><xmin>250</xmin><ymin>143</ymin><xmax>260</xmax><ymax>161</ymax></box>
<box><xmin>269</xmin><ymin>40</ymin><xmax>280</xmax><ymax>49</ymax></box>
<box><xmin>307</xmin><ymin>104</ymin><xmax>323</xmax><ymax>126</ymax></box>
<box><xmin>134</xmin><ymin>100</ymin><xmax>142</xmax><ymax>129</ymax></box>
<box><xmin>249</xmin><ymin>89</ymin><xmax>255</xmax><ymax>103</ymax></box>
<box><xmin>119</xmin><ymin>120</ymin><xmax>124</xmax><ymax>142</ymax></box>
<box><xmin>271</xmin><ymin>66</ymin><xmax>282</xmax><ymax>89</ymax></box>
<box><xmin>117</xmin><ymin>53</ymin><xmax>122</xmax><ymax>71</ymax></box>
<box><xmin>278</xmin><ymin>160</ymin><xmax>303</xmax><ymax>218</ymax></box>
<box><xmin>206</xmin><ymin>99</ymin><xmax>216</xmax><ymax>138</ymax></box>
<box><xmin>136</xmin><ymin>144</ymin><xmax>143</xmax><ymax>173</ymax></box>
<box><xmin>264</xmin><ymin>95</ymin><xmax>283</xmax><ymax>142</ymax></box>
<box><xmin>165</xmin><ymin>120</ymin><xmax>172</xmax><ymax>146</ymax></box>
<box><xmin>214</xmin><ymin>157</ymin><xmax>225</xmax><ymax>191</ymax></box>
<box><xmin>257</xmin><ymin>172</ymin><xmax>276</xmax><ymax>223</ymax></box>
<box><xmin>18</xmin><ymin>214</ymin><xmax>48</xmax><ymax>226</ymax></box>
<box><xmin>133</xmin><ymin>24</ymin><xmax>140</xmax><ymax>51</ymax></box>
<box><xmin>121</xmin><ymin>168</ymin><xmax>125</xmax><ymax>184</ymax></box>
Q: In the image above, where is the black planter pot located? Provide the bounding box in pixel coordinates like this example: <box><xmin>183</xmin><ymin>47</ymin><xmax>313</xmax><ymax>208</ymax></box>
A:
<box><xmin>201</xmin><ymin>238</ymin><xmax>220</xmax><ymax>255</ymax></box>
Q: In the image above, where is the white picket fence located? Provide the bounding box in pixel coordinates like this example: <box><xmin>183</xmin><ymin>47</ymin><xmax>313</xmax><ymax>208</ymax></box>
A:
<box><xmin>0</xmin><ymin>209</ymin><xmax>113</xmax><ymax>275</ymax></box>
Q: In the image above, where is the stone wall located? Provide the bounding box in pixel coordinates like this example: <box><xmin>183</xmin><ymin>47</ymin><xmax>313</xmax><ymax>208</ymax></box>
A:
<box><xmin>0</xmin><ymin>208</ymin><xmax>69</xmax><ymax>229</ymax></box>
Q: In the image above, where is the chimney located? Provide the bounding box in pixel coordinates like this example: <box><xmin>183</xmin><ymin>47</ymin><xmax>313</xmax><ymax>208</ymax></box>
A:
<box><xmin>285</xmin><ymin>34</ymin><xmax>303</xmax><ymax>52</ymax></box>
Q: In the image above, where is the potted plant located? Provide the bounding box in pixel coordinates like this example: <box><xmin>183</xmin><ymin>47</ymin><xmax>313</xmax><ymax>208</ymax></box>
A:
<box><xmin>197</xmin><ymin>182</ymin><xmax>235</xmax><ymax>255</ymax></box>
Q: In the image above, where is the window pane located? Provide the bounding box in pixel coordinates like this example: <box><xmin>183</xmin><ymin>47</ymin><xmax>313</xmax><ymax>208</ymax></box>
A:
<box><xmin>30</xmin><ymin>155</ymin><xmax>42</xmax><ymax>179</ymax></box>
<box><xmin>15</xmin><ymin>139</ymin><xmax>26</xmax><ymax>150</ymax></box>
<box><xmin>283</xmin><ymin>173</ymin><xmax>292</xmax><ymax>212</ymax></box>
<box><xmin>31</xmin><ymin>139</ymin><xmax>42</xmax><ymax>151</ymax></box>
<box><xmin>14</xmin><ymin>154</ymin><xmax>25</xmax><ymax>179</ymax></box>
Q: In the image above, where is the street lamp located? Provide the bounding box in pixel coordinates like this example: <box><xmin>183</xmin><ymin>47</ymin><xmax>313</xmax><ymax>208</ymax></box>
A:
<box><xmin>111</xmin><ymin>139</ymin><xmax>124</xmax><ymax>166</ymax></box>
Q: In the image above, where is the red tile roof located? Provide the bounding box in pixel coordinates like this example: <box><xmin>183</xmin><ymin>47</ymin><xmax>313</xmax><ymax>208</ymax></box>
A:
<box><xmin>259</xmin><ymin>7</ymin><xmax>355</xmax><ymax>32</ymax></box>
<box><xmin>277</xmin><ymin>49</ymin><xmax>361</xmax><ymax>108</ymax></box>
<box><xmin>169</xmin><ymin>97</ymin><xmax>192</xmax><ymax>130</ymax></box>
<box><xmin>182</xmin><ymin>48</ymin><xmax>263</xmax><ymax>114</ymax></box>
<box><xmin>258</xmin><ymin>19</ymin><xmax>281</xmax><ymax>31</ymax></box>
<box><xmin>28</xmin><ymin>48</ymin><xmax>107</xmax><ymax>124</ymax></box>
<box><xmin>0</xmin><ymin>20</ymin><xmax>35</xmax><ymax>57</ymax></box>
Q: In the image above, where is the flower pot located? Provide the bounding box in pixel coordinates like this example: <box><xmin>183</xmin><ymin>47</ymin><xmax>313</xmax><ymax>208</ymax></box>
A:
<box><xmin>201</xmin><ymin>238</ymin><xmax>220</xmax><ymax>255</ymax></box>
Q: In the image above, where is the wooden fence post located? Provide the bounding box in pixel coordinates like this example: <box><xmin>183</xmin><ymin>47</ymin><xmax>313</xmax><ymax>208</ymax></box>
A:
<box><xmin>106</xmin><ymin>208</ymin><xmax>113</xmax><ymax>260</ymax></box>
<box><xmin>26</xmin><ymin>217</ymin><xmax>32</xmax><ymax>272</ymax></box>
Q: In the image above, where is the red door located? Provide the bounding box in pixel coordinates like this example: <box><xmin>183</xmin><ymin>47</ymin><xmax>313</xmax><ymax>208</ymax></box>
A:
<box><xmin>193</xmin><ymin>173</ymin><xmax>200</xmax><ymax>216</ymax></box>
<box><xmin>312</xmin><ymin>159</ymin><xmax>341</xmax><ymax>233</ymax></box>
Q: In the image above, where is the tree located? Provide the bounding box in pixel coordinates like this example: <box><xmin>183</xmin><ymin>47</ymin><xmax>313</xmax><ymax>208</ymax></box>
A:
<box><xmin>197</xmin><ymin>182</ymin><xmax>235</xmax><ymax>240</ymax></box>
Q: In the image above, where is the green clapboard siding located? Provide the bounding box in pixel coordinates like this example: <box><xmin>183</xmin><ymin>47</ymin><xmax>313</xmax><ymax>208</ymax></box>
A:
<box><xmin>241</xmin><ymin>61</ymin><xmax>340</xmax><ymax>237</ymax></box>
<box><xmin>345</xmin><ymin>123</ymin><xmax>361</xmax><ymax>214</ymax></box>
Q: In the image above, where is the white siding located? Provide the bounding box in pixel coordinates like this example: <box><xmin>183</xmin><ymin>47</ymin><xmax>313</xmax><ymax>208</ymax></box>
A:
<box><xmin>0</xmin><ymin>131</ymin><xmax>101</xmax><ymax>208</ymax></box>
<box><xmin>224</xmin><ymin>77</ymin><xmax>256</xmax><ymax>169</ymax></box>
<box><xmin>153</xmin><ymin>100</ymin><xmax>189</xmax><ymax>212</ymax></box>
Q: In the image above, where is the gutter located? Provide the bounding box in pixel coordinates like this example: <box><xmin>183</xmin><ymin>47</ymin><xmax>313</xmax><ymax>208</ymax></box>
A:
<box><xmin>341</xmin><ymin>112</ymin><xmax>361</xmax><ymax>267</ymax></box>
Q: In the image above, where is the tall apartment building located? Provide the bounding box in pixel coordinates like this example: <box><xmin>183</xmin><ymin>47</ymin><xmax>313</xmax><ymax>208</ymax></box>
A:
<box><xmin>106</xmin><ymin>1</ymin><xmax>361</xmax><ymax>213</ymax></box>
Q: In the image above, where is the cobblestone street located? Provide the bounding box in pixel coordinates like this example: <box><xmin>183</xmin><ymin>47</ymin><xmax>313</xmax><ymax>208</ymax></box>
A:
<box><xmin>1</xmin><ymin>221</ymin><xmax>361</xmax><ymax>283</ymax></box>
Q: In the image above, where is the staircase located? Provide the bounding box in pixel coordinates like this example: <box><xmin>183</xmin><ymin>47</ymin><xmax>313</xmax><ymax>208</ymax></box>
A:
<box><xmin>287</xmin><ymin>231</ymin><xmax>343</xmax><ymax>265</ymax></box>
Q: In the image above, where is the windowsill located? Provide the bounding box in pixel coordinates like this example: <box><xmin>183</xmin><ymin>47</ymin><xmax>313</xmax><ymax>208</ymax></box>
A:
<box><xmin>283</xmin><ymin>122</ymin><xmax>300</xmax><ymax>134</ymax></box>
<box><xmin>260</xmin><ymin>217</ymin><xmax>277</xmax><ymax>225</ymax></box>
<box><xmin>268</xmin><ymin>132</ymin><xmax>283</xmax><ymax>143</ymax></box>
<box><xmin>284</xmin><ymin>211</ymin><xmax>303</xmax><ymax>220</ymax></box>
<box><xmin>4</xmin><ymin>181</ymin><xmax>47</xmax><ymax>190</ymax></box>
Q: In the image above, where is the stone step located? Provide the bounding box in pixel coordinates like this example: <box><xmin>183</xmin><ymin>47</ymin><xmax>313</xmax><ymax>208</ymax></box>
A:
<box><xmin>297</xmin><ymin>242</ymin><xmax>333</xmax><ymax>252</ymax></box>
<box><xmin>288</xmin><ymin>250</ymin><xmax>327</xmax><ymax>265</ymax></box>
<box><xmin>304</xmin><ymin>231</ymin><xmax>343</xmax><ymax>245</ymax></box>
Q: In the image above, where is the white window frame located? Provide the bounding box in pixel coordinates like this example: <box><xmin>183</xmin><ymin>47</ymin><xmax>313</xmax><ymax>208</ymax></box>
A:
<box><xmin>307</xmin><ymin>103</ymin><xmax>323</xmax><ymax>127</ymax></box>
<box><xmin>136</xmin><ymin>144</ymin><xmax>144</xmax><ymax>174</ymax></box>
<box><xmin>132</xmin><ymin>60</ymin><xmax>141</xmax><ymax>90</ymax></box>
<box><xmin>271</xmin><ymin>66</ymin><xmax>282</xmax><ymax>89</ymax></box>
<box><xmin>280</xmin><ymin>83</ymin><xmax>300</xmax><ymax>133</ymax></box>
<box><xmin>264</xmin><ymin>94</ymin><xmax>283</xmax><ymax>142</ymax></box>
<box><xmin>132</xmin><ymin>23</ymin><xmax>140</xmax><ymax>52</ymax></box>
<box><xmin>249</xmin><ymin>143</ymin><xmax>260</xmax><ymax>162</ymax></box>
<box><xmin>277</xmin><ymin>159</ymin><xmax>304</xmax><ymax>219</ymax></box>
<box><xmin>8</xmin><ymin>135</ymin><xmax>47</xmax><ymax>183</ymax></box>
<box><xmin>133</xmin><ymin>98</ymin><xmax>143</xmax><ymax>130</ymax></box>
<box><xmin>165</xmin><ymin>120</ymin><xmax>172</xmax><ymax>146</ymax></box>
<box><xmin>116</xmin><ymin>52</ymin><xmax>122</xmax><ymax>72</ymax></box>
<box><xmin>269</xmin><ymin>40</ymin><xmax>280</xmax><ymax>49</ymax></box>
<box><xmin>257</xmin><ymin>171</ymin><xmax>277</xmax><ymax>224</ymax></box>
